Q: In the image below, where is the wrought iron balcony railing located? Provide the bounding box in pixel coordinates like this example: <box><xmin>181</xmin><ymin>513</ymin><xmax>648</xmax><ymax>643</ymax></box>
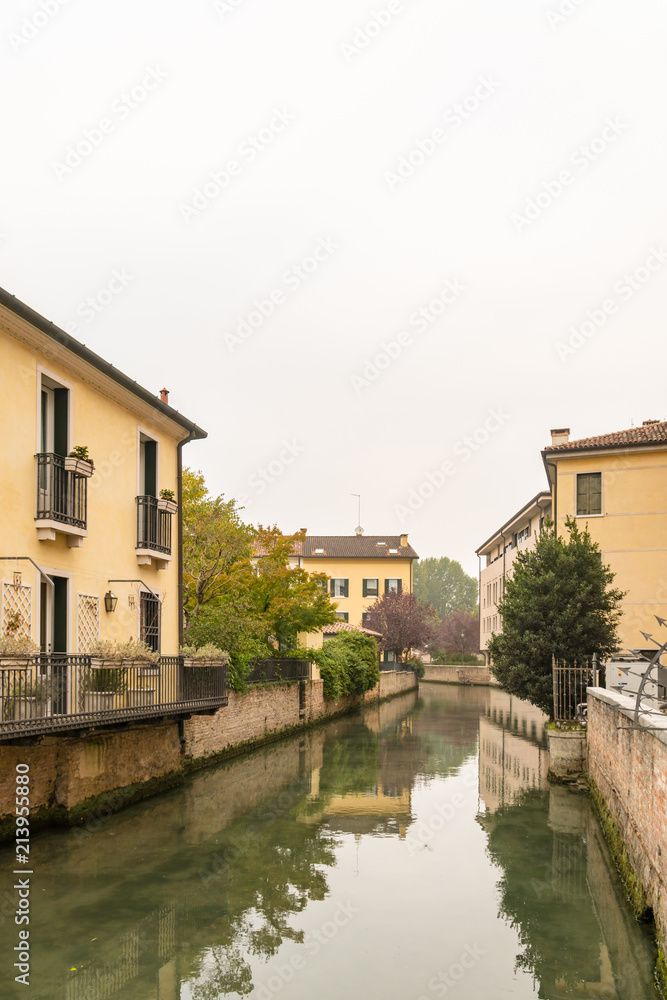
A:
<box><xmin>0</xmin><ymin>655</ymin><xmax>228</xmax><ymax>740</ymax></box>
<box><xmin>136</xmin><ymin>495</ymin><xmax>172</xmax><ymax>555</ymax></box>
<box><xmin>36</xmin><ymin>453</ymin><xmax>87</xmax><ymax>529</ymax></box>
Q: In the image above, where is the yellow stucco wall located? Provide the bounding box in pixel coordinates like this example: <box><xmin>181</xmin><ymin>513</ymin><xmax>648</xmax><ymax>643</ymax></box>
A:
<box><xmin>300</xmin><ymin>556</ymin><xmax>413</xmax><ymax>626</ymax></box>
<box><xmin>554</xmin><ymin>449</ymin><xmax>667</xmax><ymax>649</ymax></box>
<box><xmin>0</xmin><ymin>312</ymin><xmax>187</xmax><ymax>654</ymax></box>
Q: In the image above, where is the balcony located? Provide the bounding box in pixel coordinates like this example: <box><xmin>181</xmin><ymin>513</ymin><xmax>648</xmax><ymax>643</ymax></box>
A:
<box><xmin>35</xmin><ymin>453</ymin><xmax>88</xmax><ymax>546</ymax></box>
<box><xmin>0</xmin><ymin>655</ymin><xmax>228</xmax><ymax>740</ymax></box>
<box><xmin>136</xmin><ymin>495</ymin><xmax>173</xmax><ymax>569</ymax></box>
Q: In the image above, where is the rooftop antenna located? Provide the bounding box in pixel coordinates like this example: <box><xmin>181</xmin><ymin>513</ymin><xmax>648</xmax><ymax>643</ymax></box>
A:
<box><xmin>352</xmin><ymin>494</ymin><xmax>363</xmax><ymax>536</ymax></box>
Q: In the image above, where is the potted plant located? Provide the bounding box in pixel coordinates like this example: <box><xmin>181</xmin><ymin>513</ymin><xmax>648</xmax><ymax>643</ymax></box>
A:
<box><xmin>0</xmin><ymin>614</ymin><xmax>39</xmax><ymax>668</ymax></box>
<box><xmin>6</xmin><ymin>676</ymin><xmax>51</xmax><ymax>722</ymax></box>
<box><xmin>179</xmin><ymin>643</ymin><xmax>230</xmax><ymax>668</ymax></box>
<box><xmin>81</xmin><ymin>664</ymin><xmax>127</xmax><ymax>713</ymax></box>
<box><xmin>85</xmin><ymin>638</ymin><xmax>158</xmax><ymax>712</ymax></box>
<box><xmin>65</xmin><ymin>445</ymin><xmax>95</xmax><ymax>478</ymax></box>
<box><xmin>157</xmin><ymin>488</ymin><xmax>178</xmax><ymax>514</ymax></box>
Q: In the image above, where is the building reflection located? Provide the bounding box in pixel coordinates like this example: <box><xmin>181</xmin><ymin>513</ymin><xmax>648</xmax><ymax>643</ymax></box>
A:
<box><xmin>478</xmin><ymin>687</ymin><xmax>549</xmax><ymax>813</ymax></box>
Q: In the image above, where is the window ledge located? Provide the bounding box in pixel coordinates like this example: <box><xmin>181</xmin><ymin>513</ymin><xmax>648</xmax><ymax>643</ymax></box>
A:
<box><xmin>135</xmin><ymin>547</ymin><xmax>172</xmax><ymax>570</ymax></box>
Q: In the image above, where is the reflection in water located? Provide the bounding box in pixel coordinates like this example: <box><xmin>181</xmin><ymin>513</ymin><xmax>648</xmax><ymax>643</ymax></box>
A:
<box><xmin>0</xmin><ymin>685</ymin><xmax>660</xmax><ymax>1000</ymax></box>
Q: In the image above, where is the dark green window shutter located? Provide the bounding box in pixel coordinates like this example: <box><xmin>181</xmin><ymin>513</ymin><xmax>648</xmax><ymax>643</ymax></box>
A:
<box><xmin>397</xmin><ymin>579</ymin><xmax>402</xmax><ymax>595</ymax></box>
<box><xmin>144</xmin><ymin>441</ymin><xmax>157</xmax><ymax>497</ymax></box>
<box><xmin>343</xmin><ymin>579</ymin><xmax>349</xmax><ymax>598</ymax></box>
<box><xmin>385</xmin><ymin>579</ymin><xmax>389</xmax><ymax>595</ymax></box>
<box><xmin>53</xmin><ymin>389</ymin><xmax>68</xmax><ymax>457</ymax></box>
<box><xmin>363</xmin><ymin>579</ymin><xmax>368</xmax><ymax>598</ymax></box>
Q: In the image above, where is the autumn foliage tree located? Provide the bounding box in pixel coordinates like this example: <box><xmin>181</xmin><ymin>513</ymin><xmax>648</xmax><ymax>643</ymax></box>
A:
<box><xmin>364</xmin><ymin>592</ymin><xmax>438</xmax><ymax>661</ymax></box>
<box><xmin>430</xmin><ymin>610</ymin><xmax>479</xmax><ymax>662</ymax></box>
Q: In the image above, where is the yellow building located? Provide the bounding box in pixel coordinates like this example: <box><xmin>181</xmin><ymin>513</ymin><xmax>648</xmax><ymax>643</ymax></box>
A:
<box><xmin>543</xmin><ymin>422</ymin><xmax>667</xmax><ymax>653</ymax></box>
<box><xmin>292</xmin><ymin>532</ymin><xmax>418</xmax><ymax>635</ymax></box>
<box><xmin>476</xmin><ymin>492</ymin><xmax>552</xmax><ymax>662</ymax></box>
<box><xmin>0</xmin><ymin>286</ymin><xmax>206</xmax><ymax>658</ymax></box>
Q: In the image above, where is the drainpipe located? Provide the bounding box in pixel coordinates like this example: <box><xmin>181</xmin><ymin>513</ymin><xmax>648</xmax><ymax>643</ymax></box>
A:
<box><xmin>542</xmin><ymin>454</ymin><xmax>558</xmax><ymax>539</ymax></box>
<box><xmin>177</xmin><ymin>429</ymin><xmax>198</xmax><ymax>648</ymax></box>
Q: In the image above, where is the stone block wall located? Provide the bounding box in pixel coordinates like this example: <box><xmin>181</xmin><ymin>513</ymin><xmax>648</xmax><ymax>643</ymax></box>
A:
<box><xmin>422</xmin><ymin>664</ymin><xmax>497</xmax><ymax>685</ymax></box>
<box><xmin>587</xmin><ymin>689</ymin><xmax>667</xmax><ymax>951</ymax></box>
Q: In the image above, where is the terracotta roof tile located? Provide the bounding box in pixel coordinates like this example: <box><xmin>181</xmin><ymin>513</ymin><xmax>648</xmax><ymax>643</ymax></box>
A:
<box><xmin>300</xmin><ymin>535</ymin><xmax>418</xmax><ymax>559</ymax></box>
<box><xmin>322</xmin><ymin>622</ymin><xmax>383</xmax><ymax>637</ymax></box>
<box><xmin>545</xmin><ymin>421</ymin><xmax>667</xmax><ymax>453</ymax></box>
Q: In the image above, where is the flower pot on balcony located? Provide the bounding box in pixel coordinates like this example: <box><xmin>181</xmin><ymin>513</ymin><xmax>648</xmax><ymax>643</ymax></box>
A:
<box><xmin>0</xmin><ymin>656</ymin><xmax>33</xmax><ymax>669</ymax></box>
<box><xmin>64</xmin><ymin>457</ymin><xmax>94</xmax><ymax>478</ymax></box>
<box><xmin>13</xmin><ymin>697</ymin><xmax>50</xmax><ymax>721</ymax></box>
<box><xmin>157</xmin><ymin>498</ymin><xmax>178</xmax><ymax>514</ymax></box>
<box><xmin>126</xmin><ymin>688</ymin><xmax>155</xmax><ymax>707</ymax></box>
<box><xmin>83</xmin><ymin>692</ymin><xmax>116</xmax><ymax>713</ymax></box>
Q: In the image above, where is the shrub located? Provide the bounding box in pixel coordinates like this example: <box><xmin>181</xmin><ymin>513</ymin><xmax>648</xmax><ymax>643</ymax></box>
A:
<box><xmin>313</xmin><ymin>632</ymin><xmax>379</xmax><ymax>700</ymax></box>
<box><xmin>179</xmin><ymin>643</ymin><xmax>229</xmax><ymax>662</ymax></box>
<box><xmin>88</xmin><ymin>638</ymin><xmax>159</xmax><ymax>663</ymax></box>
<box><xmin>407</xmin><ymin>655</ymin><xmax>426</xmax><ymax>678</ymax></box>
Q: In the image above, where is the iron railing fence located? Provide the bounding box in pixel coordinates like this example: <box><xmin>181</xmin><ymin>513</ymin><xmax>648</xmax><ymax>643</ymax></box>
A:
<box><xmin>552</xmin><ymin>657</ymin><xmax>594</xmax><ymax>725</ymax></box>
<box><xmin>245</xmin><ymin>658</ymin><xmax>311</xmax><ymax>684</ymax></box>
<box><xmin>136</xmin><ymin>495</ymin><xmax>172</xmax><ymax>554</ymax></box>
<box><xmin>36</xmin><ymin>453</ymin><xmax>87</xmax><ymax>528</ymax></box>
<box><xmin>0</xmin><ymin>655</ymin><xmax>228</xmax><ymax>740</ymax></box>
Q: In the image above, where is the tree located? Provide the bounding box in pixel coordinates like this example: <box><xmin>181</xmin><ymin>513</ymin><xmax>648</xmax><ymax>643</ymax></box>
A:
<box><xmin>313</xmin><ymin>631</ymin><xmax>380</xmax><ymax>700</ymax></box>
<box><xmin>430</xmin><ymin>610</ymin><xmax>479</xmax><ymax>662</ymax></box>
<box><xmin>251</xmin><ymin>526</ymin><xmax>338</xmax><ymax>649</ymax></box>
<box><xmin>182</xmin><ymin>468</ymin><xmax>255</xmax><ymax>623</ymax></box>
<box><xmin>364</xmin><ymin>592</ymin><xmax>438</xmax><ymax>661</ymax></box>
<box><xmin>413</xmin><ymin>557</ymin><xmax>478</xmax><ymax>616</ymax></box>
<box><xmin>487</xmin><ymin>518</ymin><xmax>624</xmax><ymax>715</ymax></box>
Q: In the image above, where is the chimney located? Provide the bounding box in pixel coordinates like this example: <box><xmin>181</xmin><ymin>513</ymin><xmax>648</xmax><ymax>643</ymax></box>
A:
<box><xmin>550</xmin><ymin>427</ymin><xmax>570</xmax><ymax>446</ymax></box>
<box><xmin>160</xmin><ymin>388</ymin><xmax>169</xmax><ymax>404</ymax></box>
<box><xmin>400</xmin><ymin>534</ymin><xmax>408</xmax><ymax>547</ymax></box>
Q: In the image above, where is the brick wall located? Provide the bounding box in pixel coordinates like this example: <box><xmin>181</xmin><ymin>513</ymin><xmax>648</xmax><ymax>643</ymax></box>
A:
<box><xmin>587</xmin><ymin>689</ymin><xmax>667</xmax><ymax>946</ymax></box>
<box><xmin>0</xmin><ymin>672</ymin><xmax>417</xmax><ymax>834</ymax></box>
<box><xmin>422</xmin><ymin>665</ymin><xmax>497</xmax><ymax>685</ymax></box>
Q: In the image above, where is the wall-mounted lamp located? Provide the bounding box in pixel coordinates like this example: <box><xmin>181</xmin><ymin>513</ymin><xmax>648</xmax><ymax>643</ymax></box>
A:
<box><xmin>104</xmin><ymin>591</ymin><xmax>118</xmax><ymax>613</ymax></box>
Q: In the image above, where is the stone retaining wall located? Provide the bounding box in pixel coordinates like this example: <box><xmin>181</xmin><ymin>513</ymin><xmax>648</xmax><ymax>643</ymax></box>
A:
<box><xmin>422</xmin><ymin>664</ymin><xmax>497</xmax><ymax>685</ymax></box>
<box><xmin>0</xmin><ymin>670</ymin><xmax>417</xmax><ymax>838</ymax></box>
<box><xmin>587</xmin><ymin>688</ymin><xmax>667</xmax><ymax>981</ymax></box>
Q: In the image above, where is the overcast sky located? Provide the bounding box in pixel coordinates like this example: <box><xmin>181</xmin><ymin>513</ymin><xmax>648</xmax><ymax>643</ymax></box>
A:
<box><xmin>3</xmin><ymin>0</ymin><xmax>666</xmax><ymax>575</ymax></box>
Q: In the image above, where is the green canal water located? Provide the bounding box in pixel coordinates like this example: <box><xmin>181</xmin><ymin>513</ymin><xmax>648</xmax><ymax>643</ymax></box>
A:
<box><xmin>0</xmin><ymin>683</ymin><xmax>661</xmax><ymax>999</ymax></box>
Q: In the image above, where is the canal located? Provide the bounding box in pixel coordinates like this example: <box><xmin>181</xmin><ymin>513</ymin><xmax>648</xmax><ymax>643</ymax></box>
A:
<box><xmin>1</xmin><ymin>683</ymin><xmax>661</xmax><ymax>999</ymax></box>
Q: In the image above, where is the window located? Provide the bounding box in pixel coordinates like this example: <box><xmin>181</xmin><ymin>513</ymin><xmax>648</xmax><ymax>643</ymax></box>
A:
<box><xmin>140</xmin><ymin>591</ymin><xmax>160</xmax><ymax>652</ymax></box>
<box><xmin>362</xmin><ymin>612</ymin><xmax>370</xmax><ymax>625</ymax></box>
<box><xmin>517</xmin><ymin>525</ymin><xmax>531</xmax><ymax>544</ymax></box>
<box><xmin>335</xmin><ymin>612</ymin><xmax>349</xmax><ymax>622</ymax></box>
<box><xmin>363</xmin><ymin>578</ymin><xmax>379</xmax><ymax>598</ymax></box>
<box><xmin>577</xmin><ymin>473</ymin><xmax>602</xmax><ymax>515</ymax></box>
<box><xmin>330</xmin><ymin>578</ymin><xmax>348</xmax><ymax>598</ymax></box>
<box><xmin>385</xmin><ymin>578</ymin><xmax>402</xmax><ymax>595</ymax></box>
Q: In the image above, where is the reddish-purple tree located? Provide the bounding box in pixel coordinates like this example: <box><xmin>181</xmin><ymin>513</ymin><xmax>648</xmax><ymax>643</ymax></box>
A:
<box><xmin>430</xmin><ymin>610</ymin><xmax>479</xmax><ymax>661</ymax></box>
<box><xmin>364</xmin><ymin>592</ymin><xmax>438</xmax><ymax>661</ymax></box>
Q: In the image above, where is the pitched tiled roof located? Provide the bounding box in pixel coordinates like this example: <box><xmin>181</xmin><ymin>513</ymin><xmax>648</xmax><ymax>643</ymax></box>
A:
<box><xmin>299</xmin><ymin>536</ymin><xmax>418</xmax><ymax>559</ymax></box>
<box><xmin>545</xmin><ymin>421</ymin><xmax>667</xmax><ymax>453</ymax></box>
<box><xmin>322</xmin><ymin>622</ymin><xmax>383</xmax><ymax>637</ymax></box>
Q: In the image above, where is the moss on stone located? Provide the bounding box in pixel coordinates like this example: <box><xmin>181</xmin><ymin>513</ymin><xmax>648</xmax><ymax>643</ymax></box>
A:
<box><xmin>588</xmin><ymin>778</ymin><xmax>653</xmax><ymax>922</ymax></box>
